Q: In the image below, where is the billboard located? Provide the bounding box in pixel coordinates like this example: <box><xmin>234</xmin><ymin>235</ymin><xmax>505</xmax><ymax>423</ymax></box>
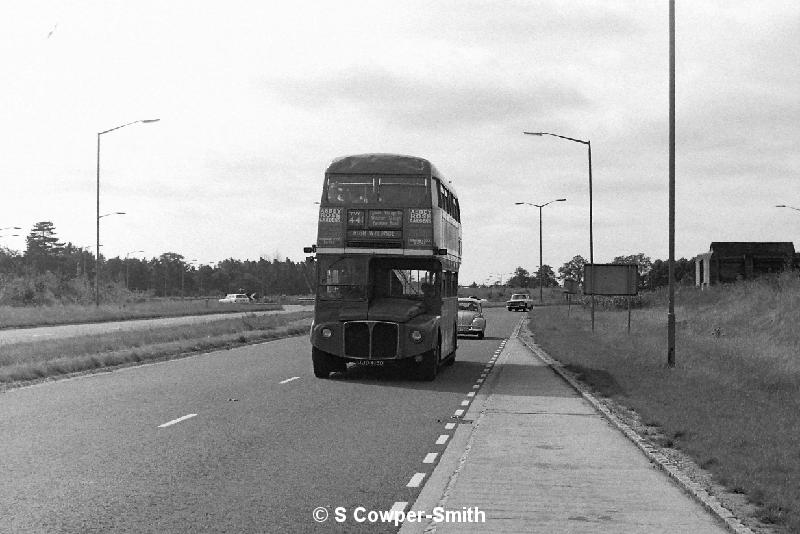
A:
<box><xmin>583</xmin><ymin>264</ymin><xmax>638</xmax><ymax>296</ymax></box>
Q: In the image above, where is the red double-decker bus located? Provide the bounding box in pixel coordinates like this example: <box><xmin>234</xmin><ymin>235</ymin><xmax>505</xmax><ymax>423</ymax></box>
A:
<box><xmin>305</xmin><ymin>154</ymin><xmax>462</xmax><ymax>380</ymax></box>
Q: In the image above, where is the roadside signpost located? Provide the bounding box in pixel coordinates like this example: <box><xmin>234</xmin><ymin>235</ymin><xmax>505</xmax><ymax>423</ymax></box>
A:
<box><xmin>583</xmin><ymin>264</ymin><xmax>639</xmax><ymax>333</ymax></box>
<box><xmin>563</xmin><ymin>278</ymin><xmax>578</xmax><ymax>316</ymax></box>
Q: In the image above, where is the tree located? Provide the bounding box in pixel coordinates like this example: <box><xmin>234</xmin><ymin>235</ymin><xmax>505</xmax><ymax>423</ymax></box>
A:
<box><xmin>159</xmin><ymin>252</ymin><xmax>185</xmax><ymax>296</ymax></box>
<box><xmin>645</xmin><ymin>257</ymin><xmax>695</xmax><ymax>289</ymax></box>
<box><xmin>24</xmin><ymin>221</ymin><xmax>65</xmax><ymax>273</ymax></box>
<box><xmin>533</xmin><ymin>265</ymin><xmax>558</xmax><ymax>288</ymax></box>
<box><xmin>611</xmin><ymin>253</ymin><xmax>653</xmax><ymax>277</ymax></box>
<box><xmin>558</xmin><ymin>255</ymin><xmax>587</xmax><ymax>286</ymax></box>
<box><xmin>508</xmin><ymin>266</ymin><xmax>531</xmax><ymax>288</ymax></box>
<box><xmin>612</xmin><ymin>253</ymin><xmax>653</xmax><ymax>290</ymax></box>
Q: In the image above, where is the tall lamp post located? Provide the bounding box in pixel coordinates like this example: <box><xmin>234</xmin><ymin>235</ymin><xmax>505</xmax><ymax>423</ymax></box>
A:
<box><xmin>515</xmin><ymin>199</ymin><xmax>566</xmax><ymax>304</ymax></box>
<box><xmin>96</xmin><ymin>118</ymin><xmax>159</xmax><ymax>306</ymax></box>
<box><xmin>524</xmin><ymin>131</ymin><xmax>595</xmax><ymax>330</ymax></box>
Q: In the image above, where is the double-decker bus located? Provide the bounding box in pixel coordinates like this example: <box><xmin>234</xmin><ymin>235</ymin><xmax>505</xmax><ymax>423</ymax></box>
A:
<box><xmin>305</xmin><ymin>153</ymin><xmax>462</xmax><ymax>380</ymax></box>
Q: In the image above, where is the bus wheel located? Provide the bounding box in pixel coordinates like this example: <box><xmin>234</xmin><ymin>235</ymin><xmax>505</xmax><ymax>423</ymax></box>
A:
<box><xmin>418</xmin><ymin>338</ymin><xmax>440</xmax><ymax>381</ymax></box>
<box><xmin>312</xmin><ymin>347</ymin><xmax>334</xmax><ymax>378</ymax></box>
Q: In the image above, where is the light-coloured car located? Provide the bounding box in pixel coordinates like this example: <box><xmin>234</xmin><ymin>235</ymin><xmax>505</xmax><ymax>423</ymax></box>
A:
<box><xmin>458</xmin><ymin>297</ymin><xmax>487</xmax><ymax>339</ymax></box>
<box><xmin>219</xmin><ymin>293</ymin><xmax>250</xmax><ymax>304</ymax></box>
<box><xmin>506</xmin><ymin>293</ymin><xmax>532</xmax><ymax>311</ymax></box>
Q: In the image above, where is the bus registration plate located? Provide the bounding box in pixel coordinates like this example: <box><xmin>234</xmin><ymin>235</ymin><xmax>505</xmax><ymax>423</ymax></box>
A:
<box><xmin>355</xmin><ymin>360</ymin><xmax>385</xmax><ymax>366</ymax></box>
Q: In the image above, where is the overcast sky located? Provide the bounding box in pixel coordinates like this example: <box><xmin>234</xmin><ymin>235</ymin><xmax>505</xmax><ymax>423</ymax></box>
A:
<box><xmin>1</xmin><ymin>1</ymin><xmax>798</xmax><ymax>285</ymax></box>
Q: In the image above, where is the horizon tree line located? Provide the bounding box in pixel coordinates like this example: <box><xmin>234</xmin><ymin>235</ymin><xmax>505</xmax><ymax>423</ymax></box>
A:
<box><xmin>0</xmin><ymin>221</ymin><xmax>315</xmax><ymax>305</ymax></box>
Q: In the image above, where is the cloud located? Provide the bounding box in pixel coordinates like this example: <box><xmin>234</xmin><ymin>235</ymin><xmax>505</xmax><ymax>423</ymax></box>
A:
<box><xmin>266</xmin><ymin>67</ymin><xmax>590</xmax><ymax>132</ymax></box>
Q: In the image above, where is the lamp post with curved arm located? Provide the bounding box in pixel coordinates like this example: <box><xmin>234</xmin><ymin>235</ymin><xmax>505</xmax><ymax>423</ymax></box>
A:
<box><xmin>96</xmin><ymin>118</ymin><xmax>159</xmax><ymax>305</ymax></box>
<box><xmin>524</xmin><ymin>131</ymin><xmax>595</xmax><ymax>329</ymax></box>
<box><xmin>515</xmin><ymin>198</ymin><xmax>567</xmax><ymax>304</ymax></box>
<box><xmin>776</xmin><ymin>204</ymin><xmax>800</xmax><ymax>212</ymax></box>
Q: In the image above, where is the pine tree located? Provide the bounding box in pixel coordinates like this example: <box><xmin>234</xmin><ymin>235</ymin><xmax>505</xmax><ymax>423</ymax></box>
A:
<box><xmin>24</xmin><ymin>221</ymin><xmax>65</xmax><ymax>273</ymax></box>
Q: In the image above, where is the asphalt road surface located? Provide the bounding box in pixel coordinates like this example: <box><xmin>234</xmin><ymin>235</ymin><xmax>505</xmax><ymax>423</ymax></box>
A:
<box><xmin>1</xmin><ymin>307</ymin><xmax>519</xmax><ymax>533</ymax></box>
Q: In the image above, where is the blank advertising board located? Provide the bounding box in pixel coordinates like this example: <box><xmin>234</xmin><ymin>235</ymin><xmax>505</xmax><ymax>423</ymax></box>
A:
<box><xmin>583</xmin><ymin>264</ymin><xmax>638</xmax><ymax>296</ymax></box>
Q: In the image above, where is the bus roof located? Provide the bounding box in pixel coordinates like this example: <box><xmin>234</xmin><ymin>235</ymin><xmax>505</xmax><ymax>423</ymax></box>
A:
<box><xmin>326</xmin><ymin>153</ymin><xmax>444</xmax><ymax>179</ymax></box>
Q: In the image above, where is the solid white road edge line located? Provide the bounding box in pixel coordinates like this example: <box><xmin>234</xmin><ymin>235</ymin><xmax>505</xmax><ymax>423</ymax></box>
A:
<box><xmin>158</xmin><ymin>413</ymin><xmax>197</xmax><ymax>428</ymax></box>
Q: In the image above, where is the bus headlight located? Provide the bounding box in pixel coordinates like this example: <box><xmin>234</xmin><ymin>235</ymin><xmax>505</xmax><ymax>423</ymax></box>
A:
<box><xmin>410</xmin><ymin>330</ymin><xmax>423</xmax><ymax>343</ymax></box>
<box><xmin>321</xmin><ymin>327</ymin><xmax>333</xmax><ymax>338</ymax></box>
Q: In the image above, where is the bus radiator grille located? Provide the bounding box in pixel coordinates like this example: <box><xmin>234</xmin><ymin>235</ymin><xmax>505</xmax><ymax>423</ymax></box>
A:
<box><xmin>372</xmin><ymin>322</ymin><xmax>398</xmax><ymax>358</ymax></box>
<box><xmin>344</xmin><ymin>322</ymin><xmax>370</xmax><ymax>358</ymax></box>
<box><xmin>343</xmin><ymin>321</ymin><xmax>398</xmax><ymax>359</ymax></box>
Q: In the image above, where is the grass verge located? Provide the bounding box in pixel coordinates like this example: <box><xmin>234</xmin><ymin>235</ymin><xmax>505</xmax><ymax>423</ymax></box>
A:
<box><xmin>0</xmin><ymin>311</ymin><xmax>313</xmax><ymax>387</ymax></box>
<box><xmin>0</xmin><ymin>300</ymin><xmax>287</xmax><ymax>330</ymax></box>
<box><xmin>529</xmin><ymin>281</ymin><xmax>800</xmax><ymax>533</ymax></box>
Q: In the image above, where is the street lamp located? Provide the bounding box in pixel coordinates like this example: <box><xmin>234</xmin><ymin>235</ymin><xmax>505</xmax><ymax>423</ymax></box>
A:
<box><xmin>125</xmin><ymin>249</ymin><xmax>144</xmax><ymax>290</ymax></box>
<box><xmin>96</xmin><ymin>118</ymin><xmax>159</xmax><ymax>305</ymax></box>
<box><xmin>524</xmin><ymin>131</ymin><xmax>595</xmax><ymax>330</ymax></box>
<box><xmin>516</xmin><ymin>199</ymin><xmax>567</xmax><ymax>304</ymax></box>
<box><xmin>776</xmin><ymin>204</ymin><xmax>800</xmax><ymax>212</ymax></box>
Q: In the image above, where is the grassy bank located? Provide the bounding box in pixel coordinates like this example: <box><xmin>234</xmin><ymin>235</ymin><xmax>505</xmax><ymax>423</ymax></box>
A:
<box><xmin>0</xmin><ymin>299</ymin><xmax>288</xmax><ymax>329</ymax></box>
<box><xmin>0</xmin><ymin>311</ymin><xmax>313</xmax><ymax>386</ymax></box>
<box><xmin>529</xmin><ymin>273</ymin><xmax>800</xmax><ymax>533</ymax></box>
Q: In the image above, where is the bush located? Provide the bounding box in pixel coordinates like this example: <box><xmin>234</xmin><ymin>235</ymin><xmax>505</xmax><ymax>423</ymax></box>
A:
<box><xmin>0</xmin><ymin>272</ymin><xmax>136</xmax><ymax>307</ymax></box>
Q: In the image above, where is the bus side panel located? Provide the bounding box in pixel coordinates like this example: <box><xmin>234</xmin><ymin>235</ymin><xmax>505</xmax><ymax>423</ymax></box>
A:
<box><xmin>440</xmin><ymin>296</ymin><xmax>457</xmax><ymax>356</ymax></box>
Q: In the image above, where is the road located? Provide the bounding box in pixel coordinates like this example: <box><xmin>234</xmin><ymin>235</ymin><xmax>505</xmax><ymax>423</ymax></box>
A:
<box><xmin>0</xmin><ymin>307</ymin><xmax>519</xmax><ymax>533</ymax></box>
<box><xmin>0</xmin><ymin>304</ymin><xmax>313</xmax><ymax>345</ymax></box>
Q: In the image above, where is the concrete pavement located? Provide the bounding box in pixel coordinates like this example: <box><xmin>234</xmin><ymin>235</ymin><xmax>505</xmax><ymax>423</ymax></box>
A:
<box><xmin>401</xmin><ymin>320</ymin><xmax>736</xmax><ymax>534</ymax></box>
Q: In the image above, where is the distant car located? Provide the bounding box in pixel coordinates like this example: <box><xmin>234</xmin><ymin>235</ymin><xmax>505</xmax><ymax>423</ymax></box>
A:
<box><xmin>219</xmin><ymin>293</ymin><xmax>250</xmax><ymax>304</ymax></box>
<box><xmin>458</xmin><ymin>297</ymin><xmax>487</xmax><ymax>339</ymax></box>
<box><xmin>506</xmin><ymin>293</ymin><xmax>532</xmax><ymax>311</ymax></box>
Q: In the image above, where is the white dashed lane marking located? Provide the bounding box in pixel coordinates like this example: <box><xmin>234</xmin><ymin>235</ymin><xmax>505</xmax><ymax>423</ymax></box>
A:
<box><xmin>158</xmin><ymin>414</ymin><xmax>197</xmax><ymax>428</ymax></box>
<box><xmin>391</xmin><ymin>502</ymin><xmax>408</xmax><ymax>513</ymax></box>
<box><xmin>407</xmin><ymin>473</ymin><xmax>426</xmax><ymax>488</ymax></box>
<box><xmin>279</xmin><ymin>376</ymin><xmax>300</xmax><ymax>384</ymax></box>
<box><xmin>423</xmin><ymin>453</ymin><xmax>438</xmax><ymax>464</ymax></box>
<box><xmin>435</xmin><ymin>434</ymin><xmax>449</xmax><ymax>445</ymax></box>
